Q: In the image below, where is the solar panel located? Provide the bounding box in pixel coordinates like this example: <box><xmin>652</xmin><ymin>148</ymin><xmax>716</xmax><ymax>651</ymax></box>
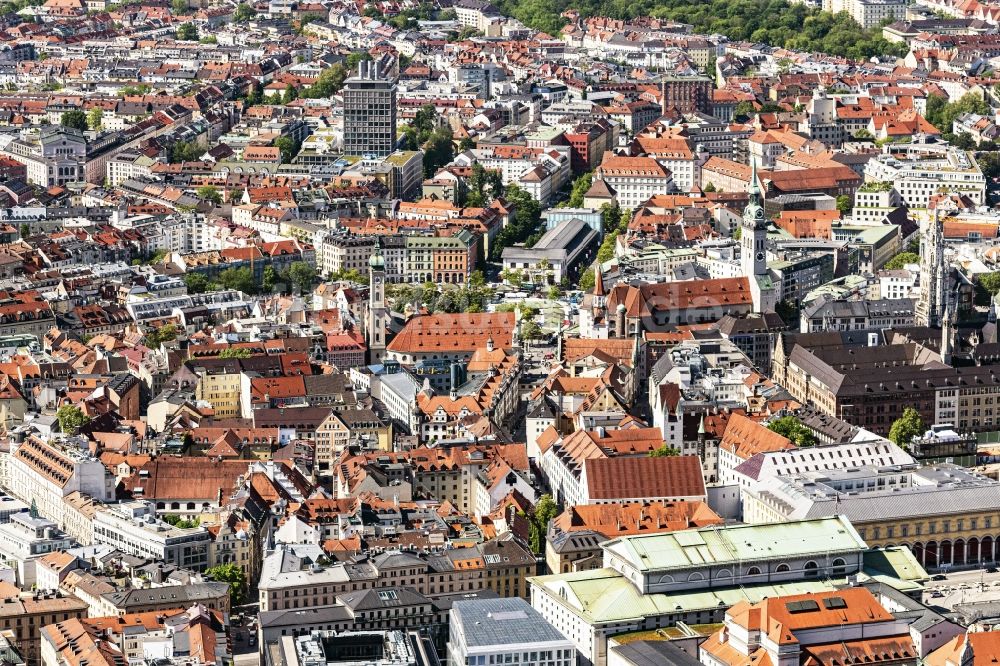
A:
<box><xmin>823</xmin><ymin>596</ymin><xmax>847</xmax><ymax>609</ymax></box>
<box><xmin>786</xmin><ymin>599</ymin><xmax>820</xmax><ymax>613</ymax></box>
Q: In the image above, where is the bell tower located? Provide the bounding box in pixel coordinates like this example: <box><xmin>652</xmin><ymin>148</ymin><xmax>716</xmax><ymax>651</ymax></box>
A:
<box><xmin>741</xmin><ymin>161</ymin><xmax>777</xmax><ymax>313</ymax></box>
<box><xmin>367</xmin><ymin>238</ymin><xmax>388</xmax><ymax>363</ymax></box>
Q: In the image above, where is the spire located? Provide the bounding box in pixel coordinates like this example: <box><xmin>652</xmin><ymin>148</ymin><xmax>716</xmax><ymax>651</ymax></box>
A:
<box><xmin>369</xmin><ymin>236</ymin><xmax>385</xmax><ymax>270</ymax></box>
<box><xmin>593</xmin><ymin>266</ymin><xmax>605</xmax><ymax>297</ymax></box>
<box><xmin>749</xmin><ymin>158</ymin><xmax>759</xmax><ymax>197</ymax></box>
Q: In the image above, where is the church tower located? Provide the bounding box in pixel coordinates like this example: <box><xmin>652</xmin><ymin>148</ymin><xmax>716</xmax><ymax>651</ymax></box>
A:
<box><xmin>367</xmin><ymin>238</ymin><xmax>388</xmax><ymax>363</ymax></box>
<box><xmin>916</xmin><ymin>208</ymin><xmax>946</xmax><ymax>327</ymax></box>
<box><xmin>741</xmin><ymin>161</ymin><xmax>777</xmax><ymax>313</ymax></box>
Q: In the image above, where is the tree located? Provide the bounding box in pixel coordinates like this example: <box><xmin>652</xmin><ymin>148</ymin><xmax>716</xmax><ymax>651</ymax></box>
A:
<box><xmin>578</xmin><ymin>267</ymin><xmax>595</xmax><ymax>291</ymax></box>
<box><xmin>60</xmin><ymin>109</ymin><xmax>88</xmax><ymax>132</ymax></box>
<box><xmin>184</xmin><ymin>272</ymin><xmax>212</xmax><ymax>294</ymax></box>
<box><xmin>218</xmin><ymin>267</ymin><xmax>255</xmax><ymax>294</ymax></box>
<box><xmin>86</xmin><ymin>107</ymin><xmax>103</xmax><ymax>131</ymax></box>
<box><xmin>950</xmin><ymin>132</ymin><xmax>975</xmax><ymax>150</ymax></box>
<box><xmin>528</xmin><ymin>494</ymin><xmax>558</xmax><ymax>554</ymax></box>
<box><xmin>243</xmin><ymin>80</ymin><xmax>264</xmax><ymax>106</ymax></box>
<box><xmin>500</xmin><ymin>268</ymin><xmax>524</xmax><ymax>287</ymax></box>
<box><xmin>924</xmin><ymin>92</ymin><xmax>989</xmax><ymax>135</ymax></box>
<box><xmin>163</xmin><ymin>514</ymin><xmax>200</xmax><ymax>528</ymax></box>
<box><xmin>979</xmin><ymin>152</ymin><xmax>1000</xmax><ymax>181</ymax></box>
<box><xmin>489</xmin><ymin>185</ymin><xmax>543</xmax><ymax>261</ymax></box>
<box><xmin>176</xmin><ymin>22</ymin><xmax>198</xmax><ymax>41</ymax></box>
<box><xmin>733</xmin><ymin>100</ymin><xmax>756</xmax><ymax>120</ymax></box>
<box><xmin>195</xmin><ymin>185</ymin><xmax>222</xmax><ymax>204</ymax></box>
<box><xmin>565</xmin><ymin>171</ymin><xmax>592</xmax><ymax>208</ymax></box>
<box><xmin>57</xmin><ymin>405</ymin><xmax>90</xmax><ymax>434</ymax></box>
<box><xmin>19</xmin><ymin>223</ymin><xmax>28</xmax><ymax>238</ymax></box>
<box><xmin>703</xmin><ymin>181</ymin><xmax>717</xmax><ymax>193</ymax></box>
<box><xmin>883</xmin><ymin>251</ymin><xmax>919</xmax><ymax>270</ymax></box>
<box><xmin>888</xmin><ymin>407</ymin><xmax>925</xmax><ymax>449</ymax></box>
<box><xmin>281</xmin><ymin>84</ymin><xmax>298</xmax><ymax>105</ymax></box>
<box><xmin>597</xmin><ymin>231</ymin><xmax>618</xmax><ymax>264</ymax></box>
<box><xmin>521</xmin><ymin>320</ymin><xmax>544</xmax><ymax>340</ymax></box>
<box><xmin>297</xmin><ymin>11</ymin><xmax>325</xmax><ymax>32</ymax></box>
<box><xmin>218</xmin><ymin>347</ymin><xmax>252</xmax><ymax>359</ymax></box>
<box><xmin>170</xmin><ymin>140</ymin><xmax>203</xmax><ymax>163</ymax></box>
<box><xmin>303</xmin><ymin>64</ymin><xmax>347</xmax><ymax>98</ymax></box>
<box><xmin>288</xmin><ymin>262</ymin><xmax>318</xmax><ymax>294</ymax></box>
<box><xmin>422</xmin><ymin>126</ymin><xmax>455</xmax><ymax>177</ymax></box>
<box><xmin>262</xmin><ymin>265</ymin><xmax>278</xmax><ymax>292</ymax></box>
<box><xmin>170</xmin><ymin>0</ymin><xmax>187</xmax><ymax>12</ymax></box>
<box><xmin>465</xmin><ymin>163</ymin><xmax>504</xmax><ymax>207</ymax></box>
<box><xmin>599</xmin><ymin>203</ymin><xmax>621</xmax><ymax>234</ymax></box>
<box><xmin>836</xmin><ymin>194</ymin><xmax>852</xmax><ymax>214</ymax></box>
<box><xmin>980</xmin><ymin>272</ymin><xmax>1000</xmax><ymax>296</ymax></box>
<box><xmin>144</xmin><ymin>323</ymin><xmax>179</xmax><ymax>349</ymax></box>
<box><xmin>345</xmin><ymin>51</ymin><xmax>373</xmax><ymax>70</ymax></box>
<box><xmin>205</xmin><ymin>564</ymin><xmax>246</xmax><ymax>605</ymax></box>
<box><xmin>767</xmin><ymin>416</ymin><xmax>817</xmax><ymax>447</ymax></box>
<box><xmin>274</xmin><ymin>135</ymin><xmax>301</xmax><ymax>163</ymax></box>
<box><xmin>649</xmin><ymin>445</ymin><xmax>680</xmax><ymax>457</ymax></box>
<box><xmin>233</xmin><ymin>2</ymin><xmax>255</xmax><ymax>21</ymax></box>
<box><xmin>122</xmin><ymin>84</ymin><xmax>151</xmax><ymax>96</ymax></box>
<box><xmin>328</xmin><ymin>267</ymin><xmax>369</xmax><ymax>285</ymax></box>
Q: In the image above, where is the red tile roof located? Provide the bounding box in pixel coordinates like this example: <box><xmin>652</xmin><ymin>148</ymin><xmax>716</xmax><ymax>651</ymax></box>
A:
<box><xmin>583</xmin><ymin>455</ymin><xmax>706</xmax><ymax>500</ymax></box>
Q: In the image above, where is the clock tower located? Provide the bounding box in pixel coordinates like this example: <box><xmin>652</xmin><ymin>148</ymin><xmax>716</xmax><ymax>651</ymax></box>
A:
<box><xmin>367</xmin><ymin>238</ymin><xmax>388</xmax><ymax>364</ymax></box>
<box><xmin>741</xmin><ymin>161</ymin><xmax>777</xmax><ymax>313</ymax></box>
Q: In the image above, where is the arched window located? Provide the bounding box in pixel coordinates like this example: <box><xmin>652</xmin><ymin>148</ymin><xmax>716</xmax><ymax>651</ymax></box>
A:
<box><xmin>746</xmin><ymin>566</ymin><xmax>761</xmax><ymax>576</ymax></box>
<box><xmin>804</xmin><ymin>561</ymin><xmax>819</xmax><ymax>577</ymax></box>
<box><xmin>832</xmin><ymin>558</ymin><xmax>847</xmax><ymax>575</ymax></box>
<box><xmin>775</xmin><ymin>563</ymin><xmax>790</xmax><ymax>573</ymax></box>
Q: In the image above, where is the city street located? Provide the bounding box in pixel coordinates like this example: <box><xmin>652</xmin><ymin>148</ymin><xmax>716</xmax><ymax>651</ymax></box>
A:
<box><xmin>232</xmin><ymin>625</ymin><xmax>260</xmax><ymax>666</ymax></box>
<box><xmin>923</xmin><ymin>568</ymin><xmax>1000</xmax><ymax>609</ymax></box>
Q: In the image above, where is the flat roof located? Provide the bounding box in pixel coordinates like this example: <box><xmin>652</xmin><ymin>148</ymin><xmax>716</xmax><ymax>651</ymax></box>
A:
<box><xmin>603</xmin><ymin>516</ymin><xmax>866</xmax><ymax>573</ymax></box>
<box><xmin>452</xmin><ymin>597</ymin><xmax>569</xmax><ymax>648</ymax></box>
<box><xmin>528</xmin><ymin>568</ymin><xmax>843</xmax><ymax>625</ymax></box>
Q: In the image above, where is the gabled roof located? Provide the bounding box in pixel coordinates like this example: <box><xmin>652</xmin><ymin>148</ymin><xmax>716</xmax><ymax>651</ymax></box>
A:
<box><xmin>721</xmin><ymin>413</ymin><xmax>795</xmax><ymax>460</ymax></box>
<box><xmin>583</xmin><ymin>455</ymin><xmax>705</xmax><ymax>501</ymax></box>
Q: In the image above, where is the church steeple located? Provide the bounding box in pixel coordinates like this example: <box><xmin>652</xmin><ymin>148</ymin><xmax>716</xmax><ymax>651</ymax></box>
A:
<box><xmin>916</xmin><ymin>208</ymin><xmax>946</xmax><ymax>327</ymax></box>
<box><xmin>741</xmin><ymin>158</ymin><xmax>776</xmax><ymax>314</ymax></box>
<box><xmin>741</xmin><ymin>159</ymin><xmax>768</xmax><ymax>278</ymax></box>
<box><xmin>367</xmin><ymin>237</ymin><xmax>387</xmax><ymax>363</ymax></box>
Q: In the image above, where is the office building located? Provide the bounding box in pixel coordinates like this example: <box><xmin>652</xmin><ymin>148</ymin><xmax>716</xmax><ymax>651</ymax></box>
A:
<box><xmin>447</xmin><ymin>598</ymin><xmax>575</xmax><ymax>666</ymax></box>
<box><xmin>343</xmin><ymin>61</ymin><xmax>398</xmax><ymax>159</ymax></box>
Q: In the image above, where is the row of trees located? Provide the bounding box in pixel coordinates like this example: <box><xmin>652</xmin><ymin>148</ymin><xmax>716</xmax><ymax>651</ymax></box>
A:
<box><xmin>765</xmin><ymin>409</ymin><xmax>925</xmax><ymax>451</ymax></box>
<box><xmin>60</xmin><ymin>109</ymin><xmax>103</xmax><ymax>132</ymax></box>
<box><xmin>767</xmin><ymin>415</ymin><xmax>818</xmax><ymax>447</ymax></box>
<box><xmin>489</xmin><ymin>186</ymin><xmax>543</xmax><ymax>261</ymax></box>
<box><xmin>183</xmin><ymin>262</ymin><xmax>317</xmax><ymax>296</ymax></box>
<box><xmin>596</xmin><ymin>205</ymin><xmax>631</xmax><ymax>264</ymax></box>
<box><xmin>399</xmin><ymin>104</ymin><xmax>456</xmax><ymax>178</ymax></box>
<box><xmin>385</xmin><ymin>272</ymin><xmax>493</xmax><ymax>314</ymax></box>
<box><xmin>495</xmin><ymin>0</ymin><xmax>906</xmax><ymax>60</ymax></box>
<box><xmin>924</xmin><ymin>93</ymin><xmax>990</xmax><ymax>140</ymax></box>
<box><xmin>883</xmin><ymin>251</ymin><xmax>919</xmax><ymax>270</ymax></box>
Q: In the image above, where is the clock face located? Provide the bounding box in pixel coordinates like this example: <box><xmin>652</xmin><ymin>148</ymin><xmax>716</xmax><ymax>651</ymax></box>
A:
<box><xmin>373</xmin><ymin>276</ymin><xmax>382</xmax><ymax>285</ymax></box>
<box><xmin>756</xmin><ymin>251</ymin><xmax>765</xmax><ymax>262</ymax></box>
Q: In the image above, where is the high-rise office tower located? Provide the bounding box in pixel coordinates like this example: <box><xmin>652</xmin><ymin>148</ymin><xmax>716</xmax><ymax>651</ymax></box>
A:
<box><xmin>342</xmin><ymin>60</ymin><xmax>397</xmax><ymax>158</ymax></box>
